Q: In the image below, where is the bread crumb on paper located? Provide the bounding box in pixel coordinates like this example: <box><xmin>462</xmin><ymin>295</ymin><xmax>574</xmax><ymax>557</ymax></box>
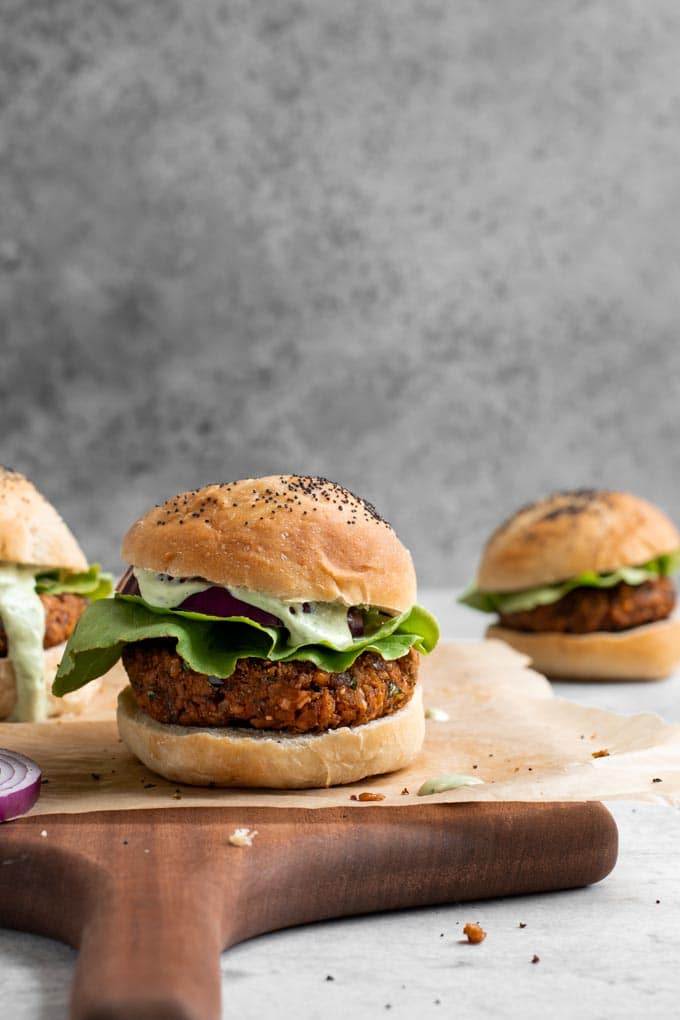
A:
<box><xmin>228</xmin><ymin>827</ymin><xmax>258</xmax><ymax>847</ymax></box>
<box><xmin>592</xmin><ymin>749</ymin><xmax>610</xmax><ymax>758</ymax></box>
<box><xmin>463</xmin><ymin>922</ymin><xmax>486</xmax><ymax>944</ymax></box>
<box><xmin>350</xmin><ymin>792</ymin><xmax>386</xmax><ymax>802</ymax></box>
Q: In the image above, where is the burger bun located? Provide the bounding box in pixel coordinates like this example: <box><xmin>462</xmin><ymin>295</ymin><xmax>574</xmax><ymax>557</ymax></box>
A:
<box><xmin>0</xmin><ymin>466</ymin><xmax>88</xmax><ymax>572</ymax></box>
<box><xmin>121</xmin><ymin>475</ymin><xmax>416</xmax><ymax>613</ymax></box>
<box><xmin>478</xmin><ymin>490</ymin><xmax>680</xmax><ymax>592</ymax></box>
<box><xmin>486</xmin><ymin>618</ymin><xmax>680</xmax><ymax>681</ymax></box>
<box><xmin>116</xmin><ymin>683</ymin><xmax>425</xmax><ymax>788</ymax></box>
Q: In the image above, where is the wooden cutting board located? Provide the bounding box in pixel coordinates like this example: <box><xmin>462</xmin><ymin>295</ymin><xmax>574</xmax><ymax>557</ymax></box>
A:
<box><xmin>0</xmin><ymin>801</ymin><xmax>617</xmax><ymax>1020</ymax></box>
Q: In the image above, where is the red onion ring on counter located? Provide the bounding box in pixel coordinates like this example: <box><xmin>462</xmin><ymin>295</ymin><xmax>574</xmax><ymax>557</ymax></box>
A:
<box><xmin>0</xmin><ymin>749</ymin><xmax>42</xmax><ymax>822</ymax></box>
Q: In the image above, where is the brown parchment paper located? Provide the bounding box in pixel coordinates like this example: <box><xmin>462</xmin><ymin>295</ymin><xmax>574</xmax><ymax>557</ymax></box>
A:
<box><xmin>3</xmin><ymin>639</ymin><xmax>680</xmax><ymax>816</ymax></box>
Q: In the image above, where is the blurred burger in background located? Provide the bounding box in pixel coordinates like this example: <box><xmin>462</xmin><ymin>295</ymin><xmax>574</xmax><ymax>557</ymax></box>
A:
<box><xmin>460</xmin><ymin>489</ymin><xmax>680</xmax><ymax>680</ymax></box>
<box><xmin>0</xmin><ymin>467</ymin><xmax>111</xmax><ymax>721</ymax></box>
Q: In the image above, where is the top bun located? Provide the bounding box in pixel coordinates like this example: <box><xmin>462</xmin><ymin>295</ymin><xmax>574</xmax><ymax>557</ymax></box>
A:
<box><xmin>0</xmin><ymin>467</ymin><xmax>88</xmax><ymax>571</ymax></box>
<box><xmin>122</xmin><ymin>475</ymin><xmax>417</xmax><ymax>612</ymax></box>
<box><xmin>477</xmin><ymin>489</ymin><xmax>680</xmax><ymax>592</ymax></box>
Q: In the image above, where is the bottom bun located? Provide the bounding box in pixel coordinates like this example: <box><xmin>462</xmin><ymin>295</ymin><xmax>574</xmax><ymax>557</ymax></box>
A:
<box><xmin>486</xmin><ymin>617</ymin><xmax>680</xmax><ymax>681</ymax></box>
<box><xmin>0</xmin><ymin>643</ymin><xmax>102</xmax><ymax>720</ymax></box>
<box><xmin>117</xmin><ymin>683</ymin><xmax>425</xmax><ymax>788</ymax></box>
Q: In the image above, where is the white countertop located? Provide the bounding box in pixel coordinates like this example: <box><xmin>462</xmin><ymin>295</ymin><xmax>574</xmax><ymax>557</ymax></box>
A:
<box><xmin>3</xmin><ymin>590</ymin><xmax>680</xmax><ymax>1019</ymax></box>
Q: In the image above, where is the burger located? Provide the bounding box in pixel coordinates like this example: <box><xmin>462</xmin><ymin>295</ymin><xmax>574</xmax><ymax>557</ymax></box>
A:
<box><xmin>54</xmin><ymin>475</ymin><xmax>439</xmax><ymax>787</ymax></box>
<box><xmin>459</xmin><ymin>489</ymin><xmax>680</xmax><ymax>680</ymax></box>
<box><xmin>0</xmin><ymin>466</ymin><xmax>111</xmax><ymax>722</ymax></box>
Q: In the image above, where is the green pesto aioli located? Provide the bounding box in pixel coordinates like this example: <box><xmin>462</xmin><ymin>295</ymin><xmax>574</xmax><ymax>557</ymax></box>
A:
<box><xmin>134</xmin><ymin>568</ymin><xmax>211</xmax><ymax>609</ymax></box>
<box><xmin>0</xmin><ymin>564</ymin><xmax>46</xmax><ymax>722</ymax></box>
<box><xmin>229</xmin><ymin>586</ymin><xmax>355</xmax><ymax>649</ymax></box>
<box><xmin>417</xmin><ymin>774</ymin><xmax>484</xmax><ymax>796</ymax></box>
<box><xmin>133</xmin><ymin>568</ymin><xmax>356</xmax><ymax>649</ymax></box>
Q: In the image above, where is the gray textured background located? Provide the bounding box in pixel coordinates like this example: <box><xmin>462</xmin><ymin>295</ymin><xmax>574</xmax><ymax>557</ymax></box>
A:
<box><xmin>2</xmin><ymin>0</ymin><xmax>680</xmax><ymax>584</ymax></box>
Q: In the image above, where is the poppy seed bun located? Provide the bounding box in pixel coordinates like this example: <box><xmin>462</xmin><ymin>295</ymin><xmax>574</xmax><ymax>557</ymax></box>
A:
<box><xmin>478</xmin><ymin>490</ymin><xmax>680</xmax><ymax>592</ymax></box>
<box><xmin>486</xmin><ymin>618</ymin><xmax>680</xmax><ymax>681</ymax></box>
<box><xmin>122</xmin><ymin>475</ymin><xmax>417</xmax><ymax>612</ymax></box>
<box><xmin>0</xmin><ymin>466</ymin><xmax>88</xmax><ymax>571</ymax></box>
<box><xmin>116</xmin><ymin>683</ymin><xmax>425</xmax><ymax>788</ymax></box>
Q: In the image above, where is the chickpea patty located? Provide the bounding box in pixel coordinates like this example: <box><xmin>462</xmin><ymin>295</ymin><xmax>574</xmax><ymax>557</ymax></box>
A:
<box><xmin>0</xmin><ymin>592</ymin><xmax>88</xmax><ymax>655</ymax></box>
<box><xmin>499</xmin><ymin>577</ymin><xmax>675</xmax><ymax>634</ymax></box>
<box><xmin>123</xmin><ymin>639</ymin><xmax>419</xmax><ymax>732</ymax></box>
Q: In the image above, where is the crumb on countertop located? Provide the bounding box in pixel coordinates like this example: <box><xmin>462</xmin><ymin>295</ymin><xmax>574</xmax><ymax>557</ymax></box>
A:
<box><xmin>228</xmin><ymin>827</ymin><xmax>259</xmax><ymax>847</ymax></box>
<box><xmin>463</xmin><ymin>922</ymin><xmax>486</xmax><ymax>944</ymax></box>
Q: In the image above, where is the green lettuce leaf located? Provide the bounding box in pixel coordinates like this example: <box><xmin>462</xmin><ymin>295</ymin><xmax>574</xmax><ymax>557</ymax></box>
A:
<box><xmin>35</xmin><ymin>563</ymin><xmax>114</xmax><ymax>601</ymax></box>
<box><xmin>53</xmin><ymin>597</ymin><xmax>439</xmax><ymax>696</ymax></box>
<box><xmin>459</xmin><ymin>548</ymin><xmax>680</xmax><ymax>615</ymax></box>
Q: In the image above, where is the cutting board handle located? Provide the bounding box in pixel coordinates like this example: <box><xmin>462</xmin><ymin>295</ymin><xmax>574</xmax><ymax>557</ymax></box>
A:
<box><xmin>71</xmin><ymin>873</ymin><xmax>224</xmax><ymax>1020</ymax></box>
<box><xmin>0</xmin><ymin>803</ymin><xmax>618</xmax><ymax>1020</ymax></box>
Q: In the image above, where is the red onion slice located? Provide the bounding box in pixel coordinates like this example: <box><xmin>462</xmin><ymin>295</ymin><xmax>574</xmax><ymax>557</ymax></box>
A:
<box><xmin>115</xmin><ymin>571</ymin><xmax>281</xmax><ymax>625</ymax></box>
<box><xmin>0</xmin><ymin>749</ymin><xmax>42</xmax><ymax>822</ymax></box>
<box><xmin>116</xmin><ymin>566</ymin><xmax>137</xmax><ymax>595</ymax></box>
<box><xmin>179</xmin><ymin>588</ymin><xmax>283</xmax><ymax>627</ymax></box>
<box><xmin>115</xmin><ymin>570</ymin><xmax>364</xmax><ymax>635</ymax></box>
<box><xmin>347</xmin><ymin>607</ymin><xmax>364</xmax><ymax>638</ymax></box>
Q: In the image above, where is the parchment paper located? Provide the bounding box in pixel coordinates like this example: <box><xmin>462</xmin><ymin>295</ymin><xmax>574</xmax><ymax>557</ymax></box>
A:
<box><xmin>3</xmin><ymin>639</ymin><xmax>680</xmax><ymax>815</ymax></box>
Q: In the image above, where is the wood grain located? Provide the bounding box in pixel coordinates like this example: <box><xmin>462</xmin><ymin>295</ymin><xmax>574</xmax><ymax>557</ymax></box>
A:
<box><xmin>0</xmin><ymin>802</ymin><xmax>617</xmax><ymax>1020</ymax></box>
